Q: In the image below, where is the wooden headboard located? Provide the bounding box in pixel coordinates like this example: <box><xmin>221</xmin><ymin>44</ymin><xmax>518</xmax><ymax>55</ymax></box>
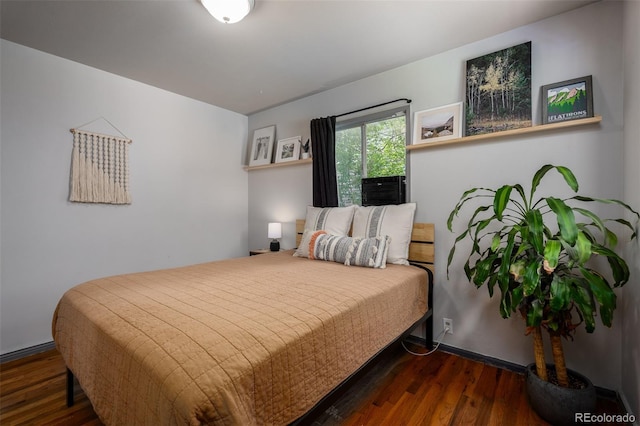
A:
<box><xmin>295</xmin><ymin>219</ymin><xmax>435</xmax><ymax>272</ymax></box>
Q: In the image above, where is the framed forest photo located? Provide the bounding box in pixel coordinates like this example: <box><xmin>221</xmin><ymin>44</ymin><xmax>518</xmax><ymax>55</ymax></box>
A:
<box><xmin>541</xmin><ymin>76</ymin><xmax>593</xmax><ymax>124</ymax></box>
<box><xmin>465</xmin><ymin>41</ymin><xmax>532</xmax><ymax>136</ymax></box>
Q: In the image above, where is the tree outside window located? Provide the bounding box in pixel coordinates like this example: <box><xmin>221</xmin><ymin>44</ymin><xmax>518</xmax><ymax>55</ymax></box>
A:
<box><xmin>335</xmin><ymin>107</ymin><xmax>408</xmax><ymax>206</ymax></box>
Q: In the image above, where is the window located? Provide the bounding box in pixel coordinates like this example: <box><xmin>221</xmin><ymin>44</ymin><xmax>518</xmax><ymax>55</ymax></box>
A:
<box><xmin>335</xmin><ymin>106</ymin><xmax>409</xmax><ymax>206</ymax></box>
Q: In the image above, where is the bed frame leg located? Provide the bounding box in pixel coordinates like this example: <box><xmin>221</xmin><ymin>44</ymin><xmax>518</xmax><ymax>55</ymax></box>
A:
<box><xmin>66</xmin><ymin>368</ymin><xmax>75</xmax><ymax>407</ymax></box>
<box><xmin>425</xmin><ymin>315</ymin><xmax>434</xmax><ymax>349</ymax></box>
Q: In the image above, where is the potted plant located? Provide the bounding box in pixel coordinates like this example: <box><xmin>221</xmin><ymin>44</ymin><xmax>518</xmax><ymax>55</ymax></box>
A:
<box><xmin>446</xmin><ymin>164</ymin><xmax>638</xmax><ymax>424</ymax></box>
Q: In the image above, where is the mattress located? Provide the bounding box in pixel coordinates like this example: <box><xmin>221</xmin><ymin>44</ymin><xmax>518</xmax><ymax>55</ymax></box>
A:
<box><xmin>52</xmin><ymin>250</ymin><xmax>427</xmax><ymax>425</ymax></box>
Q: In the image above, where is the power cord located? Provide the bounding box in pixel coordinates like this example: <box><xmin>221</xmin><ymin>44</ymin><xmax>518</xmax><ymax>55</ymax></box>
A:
<box><xmin>401</xmin><ymin>325</ymin><xmax>450</xmax><ymax>356</ymax></box>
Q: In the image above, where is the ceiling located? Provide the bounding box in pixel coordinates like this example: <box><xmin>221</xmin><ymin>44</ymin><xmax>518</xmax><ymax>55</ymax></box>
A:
<box><xmin>1</xmin><ymin>0</ymin><xmax>597</xmax><ymax>115</ymax></box>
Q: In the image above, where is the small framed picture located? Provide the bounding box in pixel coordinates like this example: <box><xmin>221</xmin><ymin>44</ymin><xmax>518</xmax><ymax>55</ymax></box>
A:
<box><xmin>413</xmin><ymin>102</ymin><xmax>463</xmax><ymax>144</ymax></box>
<box><xmin>274</xmin><ymin>136</ymin><xmax>301</xmax><ymax>163</ymax></box>
<box><xmin>541</xmin><ymin>76</ymin><xmax>593</xmax><ymax>124</ymax></box>
<box><xmin>248</xmin><ymin>125</ymin><xmax>276</xmax><ymax>166</ymax></box>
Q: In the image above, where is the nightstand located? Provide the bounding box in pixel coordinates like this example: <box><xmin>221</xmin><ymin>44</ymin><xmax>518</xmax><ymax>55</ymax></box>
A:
<box><xmin>250</xmin><ymin>249</ymin><xmax>285</xmax><ymax>256</ymax></box>
<box><xmin>250</xmin><ymin>249</ymin><xmax>272</xmax><ymax>256</ymax></box>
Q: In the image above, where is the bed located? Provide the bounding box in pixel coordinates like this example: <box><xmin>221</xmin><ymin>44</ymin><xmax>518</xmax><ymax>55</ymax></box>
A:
<box><xmin>52</xmin><ymin>213</ymin><xmax>434</xmax><ymax>425</ymax></box>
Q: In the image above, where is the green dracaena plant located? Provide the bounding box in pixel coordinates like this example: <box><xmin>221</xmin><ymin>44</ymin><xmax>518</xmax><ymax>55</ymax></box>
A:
<box><xmin>446</xmin><ymin>164</ymin><xmax>638</xmax><ymax>387</ymax></box>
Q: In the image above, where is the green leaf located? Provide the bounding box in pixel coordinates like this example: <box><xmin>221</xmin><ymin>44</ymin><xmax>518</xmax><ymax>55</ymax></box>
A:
<box><xmin>446</xmin><ymin>228</ymin><xmax>469</xmax><ymax>277</ymax></box>
<box><xmin>530</xmin><ymin>164</ymin><xmax>554</xmax><ymax>200</ymax></box>
<box><xmin>512</xmin><ymin>184</ymin><xmax>528</xmax><ymax>209</ymax></box>
<box><xmin>511</xmin><ymin>285</ymin><xmax>524</xmax><ymax>310</ymax></box>
<box><xmin>525</xmin><ymin>209</ymin><xmax>544</xmax><ymax>253</ymax></box>
<box><xmin>591</xmin><ymin>243</ymin><xmax>630</xmax><ymax>286</ymax></box>
<box><xmin>522</xmin><ymin>259</ymin><xmax>541</xmax><ymax>296</ymax></box>
<box><xmin>494</xmin><ymin>185</ymin><xmax>513</xmax><ymax>221</ymax></box>
<box><xmin>543</xmin><ymin>239</ymin><xmax>561</xmax><ymax>270</ymax></box>
<box><xmin>526</xmin><ymin>299</ymin><xmax>543</xmax><ymax>327</ymax></box>
<box><xmin>549</xmin><ymin>275</ymin><xmax>570</xmax><ymax>311</ymax></box>
<box><xmin>490</xmin><ymin>234</ymin><xmax>501</xmax><ymax>252</ymax></box>
<box><xmin>555</xmin><ymin>165</ymin><xmax>579</xmax><ymax>192</ymax></box>
<box><xmin>487</xmin><ymin>272</ymin><xmax>498</xmax><ymax>298</ymax></box>
<box><xmin>530</xmin><ymin>165</ymin><xmax>578</xmax><ymax>206</ymax></box>
<box><xmin>580</xmin><ymin>267</ymin><xmax>616</xmax><ymax>327</ymax></box>
<box><xmin>473</xmin><ymin>255</ymin><xmax>497</xmax><ymax>286</ymax></box>
<box><xmin>570</xmin><ymin>282</ymin><xmax>595</xmax><ymax>333</ymax></box>
<box><xmin>573</xmin><ymin>207</ymin><xmax>607</xmax><ymax>236</ymax></box>
<box><xmin>500</xmin><ymin>290</ymin><xmax>511</xmax><ymax>318</ymax></box>
<box><xmin>574</xmin><ymin>231</ymin><xmax>592</xmax><ymax>265</ymax></box>
<box><xmin>573</xmin><ymin>195</ymin><xmax>640</xmax><ymax>221</ymax></box>
<box><xmin>447</xmin><ymin>188</ymin><xmax>495</xmax><ymax>230</ymax></box>
<box><xmin>547</xmin><ymin>197</ymin><xmax>578</xmax><ymax>245</ymax></box>
<box><xmin>498</xmin><ymin>229</ymin><xmax>517</xmax><ymax>293</ymax></box>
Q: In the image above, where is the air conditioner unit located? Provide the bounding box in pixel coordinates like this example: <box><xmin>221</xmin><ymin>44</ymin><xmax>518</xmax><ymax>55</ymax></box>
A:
<box><xmin>361</xmin><ymin>176</ymin><xmax>406</xmax><ymax>206</ymax></box>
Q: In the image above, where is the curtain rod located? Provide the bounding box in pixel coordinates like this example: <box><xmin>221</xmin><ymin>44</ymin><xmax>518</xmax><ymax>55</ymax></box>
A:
<box><xmin>335</xmin><ymin>98</ymin><xmax>412</xmax><ymax>118</ymax></box>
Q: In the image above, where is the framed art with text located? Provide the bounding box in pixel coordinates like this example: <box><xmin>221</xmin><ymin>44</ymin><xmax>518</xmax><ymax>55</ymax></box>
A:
<box><xmin>465</xmin><ymin>41</ymin><xmax>532</xmax><ymax>136</ymax></box>
<box><xmin>541</xmin><ymin>75</ymin><xmax>593</xmax><ymax>124</ymax></box>
<box><xmin>248</xmin><ymin>125</ymin><xmax>276</xmax><ymax>167</ymax></box>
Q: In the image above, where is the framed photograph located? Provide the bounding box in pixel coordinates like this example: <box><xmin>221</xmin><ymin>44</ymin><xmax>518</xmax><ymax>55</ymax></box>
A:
<box><xmin>413</xmin><ymin>102</ymin><xmax>463</xmax><ymax>144</ymax></box>
<box><xmin>248</xmin><ymin>125</ymin><xmax>276</xmax><ymax>166</ymax></box>
<box><xmin>465</xmin><ymin>41</ymin><xmax>532</xmax><ymax>136</ymax></box>
<box><xmin>541</xmin><ymin>75</ymin><xmax>593</xmax><ymax>124</ymax></box>
<box><xmin>274</xmin><ymin>136</ymin><xmax>301</xmax><ymax>163</ymax></box>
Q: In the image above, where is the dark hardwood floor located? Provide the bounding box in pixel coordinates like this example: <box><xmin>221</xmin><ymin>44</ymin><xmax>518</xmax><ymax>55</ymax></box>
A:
<box><xmin>0</xmin><ymin>344</ymin><xmax>629</xmax><ymax>425</ymax></box>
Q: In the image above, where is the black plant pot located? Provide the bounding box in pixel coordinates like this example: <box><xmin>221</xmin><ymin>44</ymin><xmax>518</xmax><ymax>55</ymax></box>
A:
<box><xmin>526</xmin><ymin>363</ymin><xmax>597</xmax><ymax>425</ymax></box>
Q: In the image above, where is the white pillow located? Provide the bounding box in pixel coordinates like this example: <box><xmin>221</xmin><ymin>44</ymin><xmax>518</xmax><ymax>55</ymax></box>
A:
<box><xmin>293</xmin><ymin>228</ymin><xmax>319</xmax><ymax>258</ymax></box>
<box><xmin>303</xmin><ymin>205</ymin><xmax>355</xmax><ymax>235</ymax></box>
<box><xmin>293</xmin><ymin>206</ymin><xmax>356</xmax><ymax>258</ymax></box>
<box><xmin>352</xmin><ymin>203</ymin><xmax>416</xmax><ymax>265</ymax></box>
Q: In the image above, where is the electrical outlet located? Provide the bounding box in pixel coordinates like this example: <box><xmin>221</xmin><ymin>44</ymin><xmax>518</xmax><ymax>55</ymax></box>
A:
<box><xmin>443</xmin><ymin>318</ymin><xmax>453</xmax><ymax>334</ymax></box>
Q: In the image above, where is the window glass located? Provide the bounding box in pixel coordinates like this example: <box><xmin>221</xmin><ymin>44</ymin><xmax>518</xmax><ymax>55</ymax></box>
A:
<box><xmin>335</xmin><ymin>106</ymin><xmax>408</xmax><ymax>206</ymax></box>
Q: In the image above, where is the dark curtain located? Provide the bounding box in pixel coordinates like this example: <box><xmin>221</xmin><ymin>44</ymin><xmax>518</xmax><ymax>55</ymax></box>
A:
<box><xmin>310</xmin><ymin>116</ymin><xmax>338</xmax><ymax>207</ymax></box>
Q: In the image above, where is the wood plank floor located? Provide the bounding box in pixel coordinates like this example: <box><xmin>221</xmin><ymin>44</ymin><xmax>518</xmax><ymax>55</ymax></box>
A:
<box><xmin>0</xmin><ymin>344</ymin><xmax>628</xmax><ymax>425</ymax></box>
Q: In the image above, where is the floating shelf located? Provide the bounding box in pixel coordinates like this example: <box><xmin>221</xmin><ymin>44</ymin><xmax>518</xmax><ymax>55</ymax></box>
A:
<box><xmin>244</xmin><ymin>157</ymin><xmax>312</xmax><ymax>171</ymax></box>
<box><xmin>406</xmin><ymin>116</ymin><xmax>602</xmax><ymax>151</ymax></box>
<box><xmin>244</xmin><ymin>116</ymin><xmax>602</xmax><ymax>170</ymax></box>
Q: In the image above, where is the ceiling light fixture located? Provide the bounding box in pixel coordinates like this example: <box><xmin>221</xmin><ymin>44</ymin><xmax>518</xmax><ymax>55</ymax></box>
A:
<box><xmin>200</xmin><ymin>0</ymin><xmax>254</xmax><ymax>24</ymax></box>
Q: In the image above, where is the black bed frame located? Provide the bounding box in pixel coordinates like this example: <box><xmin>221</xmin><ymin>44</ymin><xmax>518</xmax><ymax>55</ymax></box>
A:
<box><xmin>65</xmin><ymin>266</ymin><xmax>434</xmax><ymax>424</ymax></box>
<box><xmin>289</xmin><ymin>264</ymin><xmax>434</xmax><ymax>425</ymax></box>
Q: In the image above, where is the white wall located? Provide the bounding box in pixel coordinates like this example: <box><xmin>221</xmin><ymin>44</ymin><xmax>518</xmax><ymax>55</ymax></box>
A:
<box><xmin>0</xmin><ymin>40</ymin><xmax>249</xmax><ymax>355</ymax></box>
<box><xmin>248</xmin><ymin>1</ymin><xmax>630</xmax><ymax>391</ymax></box>
<box><xmin>621</xmin><ymin>0</ymin><xmax>640</xmax><ymax>419</ymax></box>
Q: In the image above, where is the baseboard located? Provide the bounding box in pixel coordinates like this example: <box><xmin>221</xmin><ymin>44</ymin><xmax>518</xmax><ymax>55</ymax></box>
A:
<box><xmin>436</xmin><ymin>343</ymin><xmax>625</xmax><ymax>402</ymax></box>
<box><xmin>0</xmin><ymin>341</ymin><xmax>55</xmax><ymax>364</ymax></box>
<box><xmin>438</xmin><ymin>343</ymin><xmax>526</xmax><ymax>373</ymax></box>
<box><xmin>404</xmin><ymin>334</ymin><xmax>428</xmax><ymax>348</ymax></box>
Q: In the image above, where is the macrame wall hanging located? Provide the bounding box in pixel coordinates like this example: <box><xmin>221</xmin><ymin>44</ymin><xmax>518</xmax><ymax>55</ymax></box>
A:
<box><xmin>69</xmin><ymin>119</ymin><xmax>132</xmax><ymax>204</ymax></box>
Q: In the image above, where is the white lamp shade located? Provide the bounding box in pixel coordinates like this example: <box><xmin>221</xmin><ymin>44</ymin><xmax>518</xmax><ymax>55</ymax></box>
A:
<box><xmin>268</xmin><ymin>222</ymin><xmax>282</xmax><ymax>239</ymax></box>
<box><xmin>200</xmin><ymin>0</ymin><xmax>254</xmax><ymax>24</ymax></box>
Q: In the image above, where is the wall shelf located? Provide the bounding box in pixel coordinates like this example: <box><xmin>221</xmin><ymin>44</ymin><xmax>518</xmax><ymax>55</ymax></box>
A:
<box><xmin>244</xmin><ymin>157</ymin><xmax>312</xmax><ymax>171</ymax></box>
<box><xmin>406</xmin><ymin>115</ymin><xmax>602</xmax><ymax>151</ymax></box>
<box><xmin>244</xmin><ymin>116</ymin><xmax>602</xmax><ymax>170</ymax></box>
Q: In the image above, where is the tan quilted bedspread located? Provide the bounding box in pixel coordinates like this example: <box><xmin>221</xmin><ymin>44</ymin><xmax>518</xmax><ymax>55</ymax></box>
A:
<box><xmin>52</xmin><ymin>250</ymin><xmax>427</xmax><ymax>425</ymax></box>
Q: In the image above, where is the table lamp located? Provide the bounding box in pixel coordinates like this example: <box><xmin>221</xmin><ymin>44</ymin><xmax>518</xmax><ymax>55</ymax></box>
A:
<box><xmin>268</xmin><ymin>222</ymin><xmax>282</xmax><ymax>251</ymax></box>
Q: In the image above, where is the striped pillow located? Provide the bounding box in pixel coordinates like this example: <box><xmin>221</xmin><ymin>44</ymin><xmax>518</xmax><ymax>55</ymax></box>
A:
<box><xmin>303</xmin><ymin>205</ymin><xmax>355</xmax><ymax>236</ymax></box>
<box><xmin>294</xmin><ymin>205</ymin><xmax>356</xmax><ymax>258</ymax></box>
<box><xmin>352</xmin><ymin>203</ymin><xmax>416</xmax><ymax>265</ymax></box>
<box><xmin>309</xmin><ymin>232</ymin><xmax>390</xmax><ymax>269</ymax></box>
